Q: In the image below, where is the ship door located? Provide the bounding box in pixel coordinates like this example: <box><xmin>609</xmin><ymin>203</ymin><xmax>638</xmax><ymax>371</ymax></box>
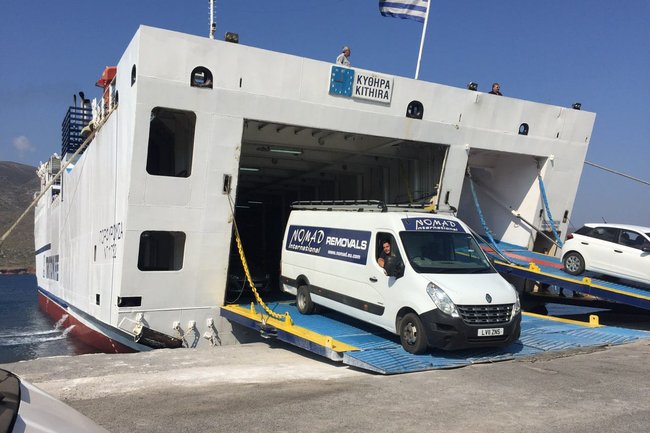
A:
<box><xmin>532</xmin><ymin>230</ymin><xmax>560</xmax><ymax>256</ymax></box>
<box><xmin>227</xmin><ymin>119</ymin><xmax>448</xmax><ymax>303</ymax></box>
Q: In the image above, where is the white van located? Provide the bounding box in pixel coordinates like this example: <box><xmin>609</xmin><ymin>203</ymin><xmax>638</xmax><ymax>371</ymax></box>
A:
<box><xmin>280</xmin><ymin>203</ymin><xmax>521</xmax><ymax>354</ymax></box>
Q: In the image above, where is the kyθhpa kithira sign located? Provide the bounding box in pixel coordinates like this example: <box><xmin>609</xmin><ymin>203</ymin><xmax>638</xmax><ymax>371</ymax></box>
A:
<box><xmin>329</xmin><ymin>66</ymin><xmax>393</xmax><ymax>104</ymax></box>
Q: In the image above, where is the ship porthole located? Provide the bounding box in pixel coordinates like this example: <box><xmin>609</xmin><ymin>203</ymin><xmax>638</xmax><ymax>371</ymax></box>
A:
<box><xmin>406</xmin><ymin>100</ymin><xmax>424</xmax><ymax>119</ymax></box>
<box><xmin>519</xmin><ymin>123</ymin><xmax>529</xmax><ymax>135</ymax></box>
<box><xmin>190</xmin><ymin>66</ymin><xmax>213</xmax><ymax>89</ymax></box>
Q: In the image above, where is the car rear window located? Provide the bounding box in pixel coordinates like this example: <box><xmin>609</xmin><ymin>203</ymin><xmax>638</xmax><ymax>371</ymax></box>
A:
<box><xmin>590</xmin><ymin>227</ymin><xmax>619</xmax><ymax>242</ymax></box>
<box><xmin>575</xmin><ymin>226</ymin><xmax>593</xmax><ymax>236</ymax></box>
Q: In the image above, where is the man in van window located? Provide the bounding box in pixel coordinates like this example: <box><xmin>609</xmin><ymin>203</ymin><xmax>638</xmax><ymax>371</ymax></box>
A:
<box><xmin>378</xmin><ymin>239</ymin><xmax>404</xmax><ymax>277</ymax></box>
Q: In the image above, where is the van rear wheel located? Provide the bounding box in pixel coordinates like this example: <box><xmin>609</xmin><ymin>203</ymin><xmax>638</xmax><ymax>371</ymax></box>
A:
<box><xmin>296</xmin><ymin>285</ymin><xmax>315</xmax><ymax>314</ymax></box>
<box><xmin>399</xmin><ymin>313</ymin><xmax>429</xmax><ymax>354</ymax></box>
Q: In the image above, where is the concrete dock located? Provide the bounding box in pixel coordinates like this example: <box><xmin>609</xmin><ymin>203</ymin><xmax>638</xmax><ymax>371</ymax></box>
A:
<box><xmin>2</xmin><ymin>338</ymin><xmax>650</xmax><ymax>433</ymax></box>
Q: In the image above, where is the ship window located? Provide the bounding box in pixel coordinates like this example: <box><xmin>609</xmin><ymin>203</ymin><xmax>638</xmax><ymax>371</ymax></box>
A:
<box><xmin>146</xmin><ymin>107</ymin><xmax>195</xmax><ymax>177</ymax></box>
<box><xmin>406</xmin><ymin>100</ymin><xmax>424</xmax><ymax>119</ymax></box>
<box><xmin>190</xmin><ymin>66</ymin><xmax>213</xmax><ymax>89</ymax></box>
<box><xmin>117</xmin><ymin>296</ymin><xmax>141</xmax><ymax>307</ymax></box>
<box><xmin>519</xmin><ymin>123</ymin><xmax>529</xmax><ymax>135</ymax></box>
<box><xmin>138</xmin><ymin>231</ymin><xmax>186</xmax><ymax>271</ymax></box>
<box><xmin>131</xmin><ymin>64</ymin><xmax>136</xmax><ymax>86</ymax></box>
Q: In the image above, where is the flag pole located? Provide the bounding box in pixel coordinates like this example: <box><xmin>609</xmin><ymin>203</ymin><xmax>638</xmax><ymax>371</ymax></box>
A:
<box><xmin>209</xmin><ymin>0</ymin><xmax>216</xmax><ymax>39</ymax></box>
<box><xmin>414</xmin><ymin>1</ymin><xmax>431</xmax><ymax>80</ymax></box>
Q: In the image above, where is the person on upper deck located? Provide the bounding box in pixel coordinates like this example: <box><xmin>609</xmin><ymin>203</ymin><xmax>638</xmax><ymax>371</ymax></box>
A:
<box><xmin>489</xmin><ymin>83</ymin><xmax>503</xmax><ymax>96</ymax></box>
<box><xmin>336</xmin><ymin>46</ymin><xmax>351</xmax><ymax>67</ymax></box>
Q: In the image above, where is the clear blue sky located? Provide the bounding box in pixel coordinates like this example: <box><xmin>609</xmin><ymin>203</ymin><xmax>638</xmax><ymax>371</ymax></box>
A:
<box><xmin>1</xmin><ymin>1</ymin><xmax>648</xmax><ymax>228</ymax></box>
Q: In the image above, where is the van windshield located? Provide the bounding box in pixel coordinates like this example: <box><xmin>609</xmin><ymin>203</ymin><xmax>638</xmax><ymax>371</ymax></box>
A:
<box><xmin>399</xmin><ymin>231</ymin><xmax>494</xmax><ymax>274</ymax></box>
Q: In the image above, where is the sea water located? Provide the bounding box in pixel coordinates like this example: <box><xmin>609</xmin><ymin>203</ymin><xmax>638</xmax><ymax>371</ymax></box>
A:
<box><xmin>0</xmin><ymin>274</ymin><xmax>97</xmax><ymax>364</ymax></box>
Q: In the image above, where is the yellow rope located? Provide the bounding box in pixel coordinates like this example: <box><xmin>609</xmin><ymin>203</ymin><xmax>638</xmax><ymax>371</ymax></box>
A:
<box><xmin>227</xmin><ymin>193</ymin><xmax>292</xmax><ymax>324</ymax></box>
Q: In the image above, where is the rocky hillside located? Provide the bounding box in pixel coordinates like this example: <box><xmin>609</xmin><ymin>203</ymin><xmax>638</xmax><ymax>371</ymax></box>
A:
<box><xmin>0</xmin><ymin>161</ymin><xmax>39</xmax><ymax>271</ymax></box>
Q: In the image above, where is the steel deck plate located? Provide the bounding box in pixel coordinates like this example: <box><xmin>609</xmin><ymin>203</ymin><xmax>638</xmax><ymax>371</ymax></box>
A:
<box><xmin>221</xmin><ymin>302</ymin><xmax>650</xmax><ymax>375</ymax></box>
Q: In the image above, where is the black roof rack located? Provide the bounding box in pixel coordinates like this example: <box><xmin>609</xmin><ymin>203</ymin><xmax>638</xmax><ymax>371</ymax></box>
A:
<box><xmin>291</xmin><ymin>200</ymin><xmax>386</xmax><ymax>212</ymax></box>
<box><xmin>384</xmin><ymin>203</ymin><xmax>434</xmax><ymax>213</ymax></box>
<box><xmin>290</xmin><ymin>200</ymin><xmax>434</xmax><ymax>213</ymax></box>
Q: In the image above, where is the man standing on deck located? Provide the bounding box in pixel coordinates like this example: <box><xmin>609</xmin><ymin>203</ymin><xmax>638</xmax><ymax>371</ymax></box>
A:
<box><xmin>336</xmin><ymin>46</ymin><xmax>351</xmax><ymax>67</ymax></box>
<box><xmin>489</xmin><ymin>83</ymin><xmax>503</xmax><ymax>95</ymax></box>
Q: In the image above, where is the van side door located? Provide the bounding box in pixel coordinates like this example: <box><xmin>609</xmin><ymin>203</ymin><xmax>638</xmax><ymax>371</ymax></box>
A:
<box><xmin>369</xmin><ymin>232</ymin><xmax>406</xmax><ymax>329</ymax></box>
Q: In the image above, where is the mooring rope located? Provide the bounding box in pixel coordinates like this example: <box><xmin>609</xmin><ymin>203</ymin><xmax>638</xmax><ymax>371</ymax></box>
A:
<box><xmin>537</xmin><ymin>173</ymin><xmax>563</xmax><ymax>248</ymax></box>
<box><xmin>584</xmin><ymin>160</ymin><xmax>649</xmax><ymax>186</ymax></box>
<box><xmin>466</xmin><ymin>167</ymin><xmax>508</xmax><ymax>259</ymax></box>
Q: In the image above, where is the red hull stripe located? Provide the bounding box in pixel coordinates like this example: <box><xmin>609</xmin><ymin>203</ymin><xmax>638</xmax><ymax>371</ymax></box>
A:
<box><xmin>38</xmin><ymin>289</ymin><xmax>137</xmax><ymax>354</ymax></box>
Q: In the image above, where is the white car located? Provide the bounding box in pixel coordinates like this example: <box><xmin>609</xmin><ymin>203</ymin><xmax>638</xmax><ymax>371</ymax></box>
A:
<box><xmin>0</xmin><ymin>369</ymin><xmax>109</xmax><ymax>433</ymax></box>
<box><xmin>561</xmin><ymin>223</ymin><xmax>650</xmax><ymax>285</ymax></box>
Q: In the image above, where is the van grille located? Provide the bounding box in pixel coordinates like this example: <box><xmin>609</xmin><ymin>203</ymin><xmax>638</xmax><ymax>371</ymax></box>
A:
<box><xmin>457</xmin><ymin>304</ymin><xmax>513</xmax><ymax>325</ymax></box>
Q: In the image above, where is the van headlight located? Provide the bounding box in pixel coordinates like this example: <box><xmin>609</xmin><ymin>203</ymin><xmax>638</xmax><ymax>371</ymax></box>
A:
<box><xmin>511</xmin><ymin>286</ymin><xmax>521</xmax><ymax>320</ymax></box>
<box><xmin>426</xmin><ymin>283</ymin><xmax>459</xmax><ymax>318</ymax></box>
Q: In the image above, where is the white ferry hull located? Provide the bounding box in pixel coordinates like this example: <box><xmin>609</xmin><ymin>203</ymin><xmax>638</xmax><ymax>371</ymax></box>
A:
<box><xmin>33</xmin><ymin>26</ymin><xmax>595</xmax><ymax>352</ymax></box>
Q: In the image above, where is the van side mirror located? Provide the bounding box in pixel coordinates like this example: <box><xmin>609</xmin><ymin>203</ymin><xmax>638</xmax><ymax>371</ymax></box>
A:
<box><xmin>386</xmin><ymin>268</ymin><xmax>403</xmax><ymax>278</ymax></box>
<box><xmin>384</xmin><ymin>255</ymin><xmax>404</xmax><ymax>278</ymax></box>
<box><xmin>386</xmin><ymin>260</ymin><xmax>405</xmax><ymax>278</ymax></box>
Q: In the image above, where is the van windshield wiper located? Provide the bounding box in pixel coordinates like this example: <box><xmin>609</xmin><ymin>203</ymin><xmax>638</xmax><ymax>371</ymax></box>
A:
<box><xmin>464</xmin><ymin>268</ymin><xmax>492</xmax><ymax>274</ymax></box>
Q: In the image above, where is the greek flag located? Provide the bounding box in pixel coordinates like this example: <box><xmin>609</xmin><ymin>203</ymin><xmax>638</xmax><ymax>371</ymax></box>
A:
<box><xmin>379</xmin><ymin>0</ymin><xmax>428</xmax><ymax>23</ymax></box>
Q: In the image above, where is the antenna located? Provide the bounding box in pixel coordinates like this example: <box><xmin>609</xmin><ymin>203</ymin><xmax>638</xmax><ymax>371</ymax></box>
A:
<box><xmin>209</xmin><ymin>0</ymin><xmax>216</xmax><ymax>39</ymax></box>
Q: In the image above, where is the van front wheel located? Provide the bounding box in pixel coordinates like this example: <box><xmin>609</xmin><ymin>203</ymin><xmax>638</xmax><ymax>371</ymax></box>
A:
<box><xmin>296</xmin><ymin>285</ymin><xmax>315</xmax><ymax>314</ymax></box>
<box><xmin>399</xmin><ymin>313</ymin><xmax>429</xmax><ymax>354</ymax></box>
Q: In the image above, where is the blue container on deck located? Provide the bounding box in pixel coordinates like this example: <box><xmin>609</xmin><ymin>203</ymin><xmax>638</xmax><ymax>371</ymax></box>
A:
<box><xmin>61</xmin><ymin>106</ymin><xmax>92</xmax><ymax>157</ymax></box>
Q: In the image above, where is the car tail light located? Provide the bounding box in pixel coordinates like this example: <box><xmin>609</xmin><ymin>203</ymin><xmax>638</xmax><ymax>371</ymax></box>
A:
<box><xmin>566</xmin><ymin>233</ymin><xmax>574</xmax><ymax>240</ymax></box>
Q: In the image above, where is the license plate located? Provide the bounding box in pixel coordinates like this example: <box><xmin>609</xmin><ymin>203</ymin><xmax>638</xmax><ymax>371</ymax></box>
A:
<box><xmin>478</xmin><ymin>328</ymin><xmax>504</xmax><ymax>337</ymax></box>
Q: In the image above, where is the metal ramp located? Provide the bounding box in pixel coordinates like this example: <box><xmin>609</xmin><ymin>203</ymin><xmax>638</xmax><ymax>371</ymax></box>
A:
<box><xmin>221</xmin><ymin>302</ymin><xmax>650</xmax><ymax>374</ymax></box>
<box><xmin>484</xmin><ymin>244</ymin><xmax>650</xmax><ymax>311</ymax></box>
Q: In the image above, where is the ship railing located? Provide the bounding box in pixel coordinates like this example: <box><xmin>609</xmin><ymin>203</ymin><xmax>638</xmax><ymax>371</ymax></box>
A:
<box><xmin>90</xmin><ymin>76</ymin><xmax>118</xmax><ymax>128</ymax></box>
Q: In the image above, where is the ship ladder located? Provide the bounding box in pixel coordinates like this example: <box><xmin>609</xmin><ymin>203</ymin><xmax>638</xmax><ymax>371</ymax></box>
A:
<box><xmin>225</xmin><ymin>192</ymin><xmax>293</xmax><ymax>329</ymax></box>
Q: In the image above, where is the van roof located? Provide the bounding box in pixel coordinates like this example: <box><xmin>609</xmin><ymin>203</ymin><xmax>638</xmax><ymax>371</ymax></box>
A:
<box><xmin>289</xmin><ymin>209</ymin><xmax>470</xmax><ymax>234</ymax></box>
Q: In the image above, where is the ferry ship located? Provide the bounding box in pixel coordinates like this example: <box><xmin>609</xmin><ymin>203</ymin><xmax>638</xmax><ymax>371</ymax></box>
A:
<box><xmin>33</xmin><ymin>25</ymin><xmax>595</xmax><ymax>352</ymax></box>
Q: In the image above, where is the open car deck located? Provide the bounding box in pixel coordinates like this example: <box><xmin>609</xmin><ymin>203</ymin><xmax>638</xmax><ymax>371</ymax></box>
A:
<box><xmin>221</xmin><ymin>302</ymin><xmax>650</xmax><ymax>374</ymax></box>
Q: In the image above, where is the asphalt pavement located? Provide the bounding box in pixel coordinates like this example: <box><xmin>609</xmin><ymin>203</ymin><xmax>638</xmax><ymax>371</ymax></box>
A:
<box><xmin>3</xmin><ymin>338</ymin><xmax>650</xmax><ymax>433</ymax></box>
